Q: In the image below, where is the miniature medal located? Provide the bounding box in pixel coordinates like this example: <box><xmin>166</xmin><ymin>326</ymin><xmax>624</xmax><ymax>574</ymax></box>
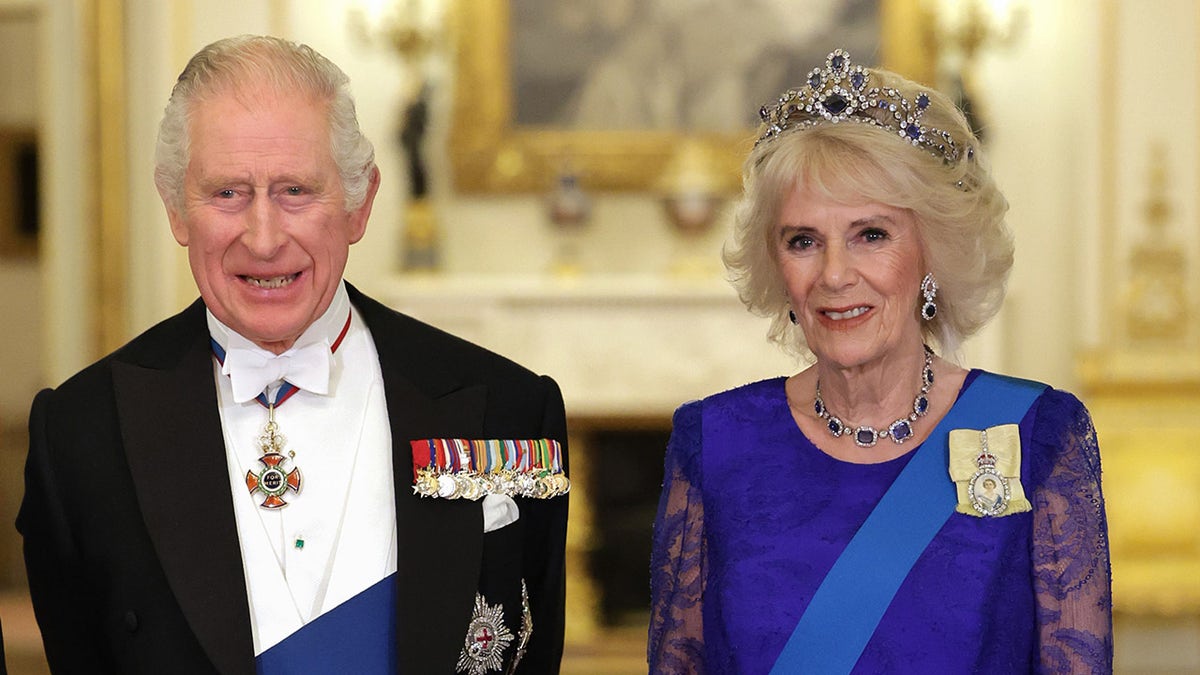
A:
<box><xmin>245</xmin><ymin>404</ymin><xmax>302</xmax><ymax>509</ymax></box>
<box><xmin>413</xmin><ymin>468</ymin><xmax>440</xmax><ymax>497</ymax></box>
<box><xmin>456</xmin><ymin>593</ymin><xmax>514</xmax><ymax>675</ymax></box>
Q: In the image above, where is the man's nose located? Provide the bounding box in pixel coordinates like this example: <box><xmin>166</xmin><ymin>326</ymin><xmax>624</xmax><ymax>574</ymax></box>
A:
<box><xmin>242</xmin><ymin>197</ymin><xmax>287</xmax><ymax>258</ymax></box>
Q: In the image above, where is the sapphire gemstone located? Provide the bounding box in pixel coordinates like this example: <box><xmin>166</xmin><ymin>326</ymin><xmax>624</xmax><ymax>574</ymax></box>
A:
<box><xmin>917</xmin><ymin>93</ymin><xmax>930</xmax><ymax>109</ymax></box>
<box><xmin>823</xmin><ymin>94</ymin><xmax>848</xmax><ymax>115</ymax></box>
<box><xmin>915</xmin><ymin>395</ymin><xmax>929</xmax><ymax>415</ymax></box>
<box><xmin>855</xmin><ymin>428</ymin><xmax>876</xmax><ymax>446</ymax></box>
<box><xmin>906</xmin><ymin>123</ymin><xmax>922</xmax><ymax>140</ymax></box>
<box><xmin>890</xmin><ymin>420</ymin><xmax>912</xmax><ymax>441</ymax></box>
<box><xmin>851</xmin><ymin>71</ymin><xmax>865</xmax><ymax>89</ymax></box>
<box><xmin>831</xmin><ymin>54</ymin><xmax>844</xmax><ymax>70</ymax></box>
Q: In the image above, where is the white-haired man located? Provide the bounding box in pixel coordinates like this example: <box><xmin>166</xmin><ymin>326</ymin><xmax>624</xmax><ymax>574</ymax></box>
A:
<box><xmin>19</xmin><ymin>35</ymin><xmax>568</xmax><ymax>674</ymax></box>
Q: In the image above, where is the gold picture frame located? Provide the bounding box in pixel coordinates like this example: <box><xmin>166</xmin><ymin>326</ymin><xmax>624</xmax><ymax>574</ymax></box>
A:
<box><xmin>448</xmin><ymin>0</ymin><xmax>934</xmax><ymax>194</ymax></box>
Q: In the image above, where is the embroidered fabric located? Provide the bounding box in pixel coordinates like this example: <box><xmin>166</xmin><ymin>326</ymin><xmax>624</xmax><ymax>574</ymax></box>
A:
<box><xmin>648</xmin><ymin>372</ymin><xmax>1113</xmax><ymax>674</ymax></box>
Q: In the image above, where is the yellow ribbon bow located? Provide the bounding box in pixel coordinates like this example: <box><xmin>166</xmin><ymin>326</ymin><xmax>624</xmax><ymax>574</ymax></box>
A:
<box><xmin>947</xmin><ymin>424</ymin><xmax>1032</xmax><ymax>517</ymax></box>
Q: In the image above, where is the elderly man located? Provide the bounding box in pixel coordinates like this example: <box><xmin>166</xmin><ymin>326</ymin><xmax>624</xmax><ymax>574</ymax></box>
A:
<box><xmin>18</xmin><ymin>35</ymin><xmax>568</xmax><ymax>674</ymax></box>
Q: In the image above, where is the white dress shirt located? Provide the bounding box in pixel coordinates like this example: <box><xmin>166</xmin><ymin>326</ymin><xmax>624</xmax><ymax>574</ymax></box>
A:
<box><xmin>207</xmin><ymin>282</ymin><xmax>397</xmax><ymax>655</ymax></box>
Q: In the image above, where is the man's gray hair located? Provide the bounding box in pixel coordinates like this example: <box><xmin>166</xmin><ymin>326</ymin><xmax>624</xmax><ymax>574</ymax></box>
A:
<box><xmin>154</xmin><ymin>35</ymin><xmax>375</xmax><ymax>211</ymax></box>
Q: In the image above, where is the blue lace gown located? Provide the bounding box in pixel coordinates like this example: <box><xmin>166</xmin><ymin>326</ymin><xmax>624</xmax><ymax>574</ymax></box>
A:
<box><xmin>648</xmin><ymin>371</ymin><xmax>1113</xmax><ymax>674</ymax></box>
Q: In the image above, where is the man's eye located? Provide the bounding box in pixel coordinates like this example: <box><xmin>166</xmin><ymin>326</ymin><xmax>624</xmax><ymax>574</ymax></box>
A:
<box><xmin>218</xmin><ymin>189</ymin><xmax>236</xmax><ymax>199</ymax></box>
<box><xmin>286</xmin><ymin>186</ymin><xmax>304</xmax><ymax>195</ymax></box>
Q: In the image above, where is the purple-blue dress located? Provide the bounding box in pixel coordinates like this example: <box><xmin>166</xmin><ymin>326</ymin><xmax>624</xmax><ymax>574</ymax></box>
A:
<box><xmin>648</xmin><ymin>371</ymin><xmax>1113</xmax><ymax>674</ymax></box>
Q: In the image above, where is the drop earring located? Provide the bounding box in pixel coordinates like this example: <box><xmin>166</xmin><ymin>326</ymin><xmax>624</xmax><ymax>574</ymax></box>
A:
<box><xmin>920</xmin><ymin>274</ymin><xmax>938</xmax><ymax>321</ymax></box>
<box><xmin>788</xmin><ymin>309</ymin><xmax>799</xmax><ymax>325</ymax></box>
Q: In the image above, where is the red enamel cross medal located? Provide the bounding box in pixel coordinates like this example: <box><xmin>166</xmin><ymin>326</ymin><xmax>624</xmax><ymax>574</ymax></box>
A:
<box><xmin>245</xmin><ymin>405</ymin><xmax>302</xmax><ymax>509</ymax></box>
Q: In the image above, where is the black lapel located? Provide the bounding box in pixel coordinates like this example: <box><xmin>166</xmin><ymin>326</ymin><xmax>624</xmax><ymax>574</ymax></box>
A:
<box><xmin>113</xmin><ymin>303</ymin><xmax>255</xmax><ymax>675</ymax></box>
<box><xmin>352</xmin><ymin>287</ymin><xmax>488</xmax><ymax>673</ymax></box>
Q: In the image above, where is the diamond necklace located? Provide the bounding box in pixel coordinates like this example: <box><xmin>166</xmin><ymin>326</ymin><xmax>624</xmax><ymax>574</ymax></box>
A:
<box><xmin>813</xmin><ymin>345</ymin><xmax>934</xmax><ymax>448</ymax></box>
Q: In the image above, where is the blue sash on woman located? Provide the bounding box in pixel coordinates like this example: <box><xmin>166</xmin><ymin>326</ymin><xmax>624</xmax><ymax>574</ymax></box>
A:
<box><xmin>768</xmin><ymin>373</ymin><xmax>1045</xmax><ymax>674</ymax></box>
<box><xmin>256</xmin><ymin>573</ymin><xmax>398</xmax><ymax>674</ymax></box>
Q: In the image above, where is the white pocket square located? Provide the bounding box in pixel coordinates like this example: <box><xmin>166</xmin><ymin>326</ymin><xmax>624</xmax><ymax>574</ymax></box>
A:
<box><xmin>482</xmin><ymin>493</ymin><xmax>520</xmax><ymax>532</ymax></box>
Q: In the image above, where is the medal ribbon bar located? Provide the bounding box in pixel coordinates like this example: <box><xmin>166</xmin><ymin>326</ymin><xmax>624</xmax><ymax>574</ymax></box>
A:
<box><xmin>410</xmin><ymin>438</ymin><xmax>569</xmax><ymax>500</ymax></box>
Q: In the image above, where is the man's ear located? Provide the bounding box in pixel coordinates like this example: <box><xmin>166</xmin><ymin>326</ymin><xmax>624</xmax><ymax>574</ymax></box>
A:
<box><xmin>158</xmin><ymin>184</ymin><xmax>189</xmax><ymax>247</ymax></box>
<box><xmin>347</xmin><ymin>166</ymin><xmax>381</xmax><ymax>245</ymax></box>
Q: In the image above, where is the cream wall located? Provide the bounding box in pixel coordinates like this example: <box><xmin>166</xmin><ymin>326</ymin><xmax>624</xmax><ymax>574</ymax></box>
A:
<box><xmin>26</xmin><ymin>0</ymin><xmax>1199</xmax><ymax>397</ymax></box>
<box><xmin>976</xmin><ymin>0</ymin><xmax>1101</xmax><ymax>382</ymax></box>
<box><xmin>35</xmin><ymin>0</ymin><xmax>98</xmax><ymax>389</ymax></box>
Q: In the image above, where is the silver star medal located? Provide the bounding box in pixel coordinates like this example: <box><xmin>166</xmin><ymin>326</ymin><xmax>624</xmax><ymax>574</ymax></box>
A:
<box><xmin>456</xmin><ymin>593</ymin><xmax>514</xmax><ymax>675</ymax></box>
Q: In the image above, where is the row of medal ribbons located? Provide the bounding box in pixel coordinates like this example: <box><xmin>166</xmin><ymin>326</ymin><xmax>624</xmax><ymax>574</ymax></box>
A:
<box><xmin>410</xmin><ymin>438</ymin><xmax>570</xmax><ymax>501</ymax></box>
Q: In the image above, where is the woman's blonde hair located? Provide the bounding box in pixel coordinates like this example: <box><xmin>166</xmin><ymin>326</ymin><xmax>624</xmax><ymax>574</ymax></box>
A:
<box><xmin>724</xmin><ymin>65</ymin><xmax>1012</xmax><ymax>358</ymax></box>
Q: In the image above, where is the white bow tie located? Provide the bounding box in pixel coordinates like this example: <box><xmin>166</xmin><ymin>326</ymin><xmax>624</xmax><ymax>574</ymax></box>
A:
<box><xmin>222</xmin><ymin>340</ymin><xmax>333</xmax><ymax>403</ymax></box>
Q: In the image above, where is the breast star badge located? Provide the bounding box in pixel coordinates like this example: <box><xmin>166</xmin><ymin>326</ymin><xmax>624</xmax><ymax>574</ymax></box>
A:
<box><xmin>456</xmin><ymin>593</ymin><xmax>514</xmax><ymax>675</ymax></box>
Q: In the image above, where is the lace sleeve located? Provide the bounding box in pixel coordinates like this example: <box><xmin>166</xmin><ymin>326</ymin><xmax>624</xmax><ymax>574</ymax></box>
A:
<box><xmin>648</xmin><ymin>402</ymin><xmax>707</xmax><ymax>674</ymax></box>
<box><xmin>1029</xmin><ymin>390</ymin><xmax>1114</xmax><ymax>674</ymax></box>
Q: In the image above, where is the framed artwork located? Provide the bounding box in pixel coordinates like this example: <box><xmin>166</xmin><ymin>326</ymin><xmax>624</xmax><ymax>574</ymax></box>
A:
<box><xmin>0</xmin><ymin>127</ymin><xmax>39</xmax><ymax>258</ymax></box>
<box><xmin>448</xmin><ymin>0</ymin><xmax>934</xmax><ymax>193</ymax></box>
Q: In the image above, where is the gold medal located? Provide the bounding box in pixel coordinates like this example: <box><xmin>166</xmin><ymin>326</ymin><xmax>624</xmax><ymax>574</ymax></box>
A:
<box><xmin>413</xmin><ymin>468</ymin><xmax>440</xmax><ymax>497</ymax></box>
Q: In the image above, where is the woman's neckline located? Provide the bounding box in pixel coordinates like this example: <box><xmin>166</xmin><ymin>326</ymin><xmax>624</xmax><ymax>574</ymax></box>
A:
<box><xmin>782</xmin><ymin>368</ymin><xmax>979</xmax><ymax>466</ymax></box>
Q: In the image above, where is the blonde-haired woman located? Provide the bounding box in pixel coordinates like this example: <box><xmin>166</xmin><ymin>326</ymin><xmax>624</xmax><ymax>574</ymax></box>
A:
<box><xmin>649</xmin><ymin>50</ymin><xmax>1112</xmax><ymax>674</ymax></box>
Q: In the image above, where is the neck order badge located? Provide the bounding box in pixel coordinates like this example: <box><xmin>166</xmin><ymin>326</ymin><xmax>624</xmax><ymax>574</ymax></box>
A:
<box><xmin>210</xmin><ymin>311</ymin><xmax>353</xmax><ymax>509</ymax></box>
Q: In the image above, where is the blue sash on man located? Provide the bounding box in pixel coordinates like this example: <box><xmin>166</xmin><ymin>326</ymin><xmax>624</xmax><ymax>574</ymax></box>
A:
<box><xmin>255</xmin><ymin>573</ymin><xmax>398</xmax><ymax>674</ymax></box>
<box><xmin>768</xmin><ymin>372</ymin><xmax>1046</xmax><ymax>674</ymax></box>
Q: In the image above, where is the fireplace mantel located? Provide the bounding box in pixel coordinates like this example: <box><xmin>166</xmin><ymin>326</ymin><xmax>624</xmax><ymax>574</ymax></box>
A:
<box><xmin>378</xmin><ymin>275</ymin><xmax>798</xmax><ymax>420</ymax></box>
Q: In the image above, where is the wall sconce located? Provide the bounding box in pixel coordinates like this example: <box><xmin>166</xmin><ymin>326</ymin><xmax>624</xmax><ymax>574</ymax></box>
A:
<box><xmin>927</xmin><ymin>0</ymin><xmax>1026</xmax><ymax>139</ymax></box>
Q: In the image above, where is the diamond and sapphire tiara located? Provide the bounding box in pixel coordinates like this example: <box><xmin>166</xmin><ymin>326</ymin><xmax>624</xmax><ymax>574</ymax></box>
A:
<box><xmin>757</xmin><ymin>49</ymin><xmax>970</xmax><ymax>165</ymax></box>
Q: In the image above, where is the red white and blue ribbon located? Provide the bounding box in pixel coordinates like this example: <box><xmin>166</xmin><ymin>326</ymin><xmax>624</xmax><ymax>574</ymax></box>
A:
<box><xmin>210</xmin><ymin>311</ymin><xmax>352</xmax><ymax>509</ymax></box>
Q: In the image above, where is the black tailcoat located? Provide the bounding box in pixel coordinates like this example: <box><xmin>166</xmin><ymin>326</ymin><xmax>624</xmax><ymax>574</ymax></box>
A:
<box><xmin>18</xmin><ymin>284</ymin><xmax>568</xmax><ymax>674</ymax></box>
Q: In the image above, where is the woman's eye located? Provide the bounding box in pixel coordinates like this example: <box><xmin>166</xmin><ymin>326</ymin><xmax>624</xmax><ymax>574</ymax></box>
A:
<box><xmin>788</xmin><ymin>234</ymin><xmax>815</xmax><ymax>250</ymax></box>
<box><xmin>861</xmin><ymin>228</ymin><xmax>889</xmax><ymax>242</ymax></box>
